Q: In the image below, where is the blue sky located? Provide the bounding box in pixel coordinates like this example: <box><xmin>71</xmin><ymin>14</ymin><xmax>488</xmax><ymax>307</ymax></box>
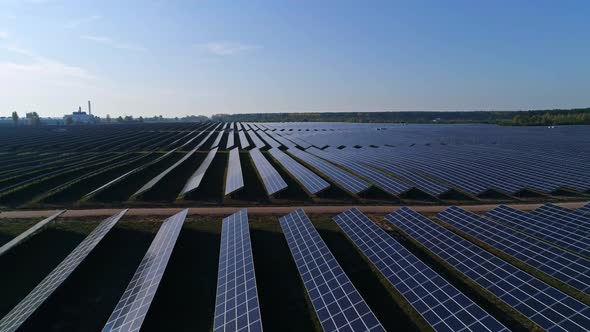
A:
<box><xmin>0</xmin><ymin>0</ymin><xmax>589</xmax><ymax>118</ymax></box>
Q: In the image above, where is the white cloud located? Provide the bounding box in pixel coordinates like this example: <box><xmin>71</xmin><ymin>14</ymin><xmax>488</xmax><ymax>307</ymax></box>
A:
<box><xmin>0</xmin><ymin>44</ymin><xmax>97</xmax><ymax>82</ymax></box>
<box><xmin>197</xmin><ymin>41</ymin><xmax>260</xmax><ymax>56</ymax></box>
<box><xmin>0</xmin><ymin>32</ymin><xmax>8</xmax><ymax>40</ymax></box>
<box><xmin>81</xmin><ymin>35</ymin><xmax>146</xmax><ymax>52</ymax></box>
<box><xmin>65</xmin><ymin>15</ymin><xmax>101</xmax><ymax>29</ymax></box>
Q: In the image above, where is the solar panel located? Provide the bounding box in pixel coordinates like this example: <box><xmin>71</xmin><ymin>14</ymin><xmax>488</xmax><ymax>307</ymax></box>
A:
<box><xmin>211</xmin><ymin>130</ymin><xmax>224</xmax><ymax>149</ymax></box>
<box><xmin>132</xmin><ymin>148</ymin><xmax>199</xmax><ymax>197</ymax></box>
<box><xmin>0</xmin><ymin>210</ymin><xmax>65</xmax><ymax>256</ymax></box>
<box><xmin>279</xmin><ymin>209</ymin><xmax>385</xmax><ymax>332</ymax></box>
<box><xmin>226</xmin><ymin>131</ymin><xmax>235</xmax><ymax>149</ymax></box>
<box><xmin>531</xmin><ymin>204</ymin><xmax>590</xmax><ymax>233</ymax></box>
<box><xmin>101</xmin><ymin>209</ymin><xmax>188</xmax><ymax>332</ymax></box>
<box><xmin>249</xmin><ymin>148</ymin><xmax>287</xmax><ymax>196</ymax></box>
<box><xmin>307</xmin><ymin>147</ymin><xmax>411</xmax><ymax>196</ymax></box>
<box><xmin>247</xmin><ymin>131</ymin><xmax>266</xmax><ymax>149</ymax></box>
<box><xmin>387</xmin><ymin>207</ymin><xmax>590</xmax><ymax>331</ymax></box>
<box><xmin>579</xmin><ymin>203</ymin><xmax>590</xmax><ymax>215</ymax></box>
<box><xmin>238</xmin><ymin>130</ymin><xmax>251</xmax><ymax>149</ymax></box>
<box><xmin>83</xmin><ymin>148</ymin><xmax>179</xmax><ymax>199</ymax></box>
<box><xmin>334</xmin><ymin>208</ymin><xmax>507</xmax><ymax>332</ymax></box>
<box><xmin>268</xmin><ymin>148</ymin><xmax>329</xmax><ymax>194</ymax></box>
<box><xmin>225</xmin><ymin>148</ymin><xmax>244</xmax><ymax>195</ymax></box>
<box><xmin>256</xmin><ymin>130</ymin><xmax>281</xmax><ymax>148</ymax></box>
<box><xmin>0</xmin><ymin>210</ymin><xmax>128</xmax><ymax>332</ymax></box>
<box><xmin>437</xmin><ymin>206</ymin><xmax>590</xmax><ymax>295</ymax></box>
<box><xmin>179</xmin><ymin>148</ymin><xmax>218</xmax><ymax>197</ymax></box>
<box><xmin>195</xmin><ymin>123</ymin><xmax>221</xmax><ymax>150</ymax></box>
<box><xmin>287</xmin><ymin>148</ymin><xmax>370</xmax><ymax>195</ymax></box>
<box><xmin>213</xmin><ymin>209</ymin><xmax>263</xmax><ymax>332</ymax></box>
<box><xmin>485</xmin><ymin>205</ymin><xmax>590</xmax><ymax>257</ymax></box>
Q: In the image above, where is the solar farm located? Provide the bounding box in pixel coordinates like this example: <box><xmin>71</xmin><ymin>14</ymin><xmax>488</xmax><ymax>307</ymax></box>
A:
<box><xmin>1</xmin><ymin>122</ymin><xmax>589</xmax><ymax>331</ymax></box>
<box><xmin>0</xmin><ymin>122</ymin><xmax>589</xmax><ymax>208</ymax></box>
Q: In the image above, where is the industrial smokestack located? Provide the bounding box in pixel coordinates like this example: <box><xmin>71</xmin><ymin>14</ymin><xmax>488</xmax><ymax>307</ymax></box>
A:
<box><xmin>88</xmin><ymin>100</ymin><xmax>92</xmax><ymax>115</ymax></box>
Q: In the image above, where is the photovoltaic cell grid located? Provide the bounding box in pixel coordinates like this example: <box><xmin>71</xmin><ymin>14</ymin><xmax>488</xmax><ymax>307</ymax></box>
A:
<box><xmin>211</xmin><ymin>130</ymin><xmax>224</xmax><ymax>149</ymax></box>
<box><xmin>213</xmin><ymin>209</ymin><xmax>263</xmax><ymax>332</ymax></box>
<box><xmin>133</xmin><ymin>148</ymin><xmax>198</xmax><ymax>197</ymax></box>
<box><xmin>279</xmin><ymin>209</ymin><xmax>385</xmax><ymax>332</ymax></box>
<box><xmin>0</xmin><ymin>210</ymin><xmax>128</xmax><ymax>332</ymax></box>
<box><xmin>436</xmin><ymin>207</ymin><xmax>590</xmax><ymax>295</ymax></box>
<box><xmin>287</xmin><ymin>148</ymin><xmax>370</xmax><ymax>195</ymax></box>
<box><xmin>225</xmin><ymin>148</ymin><xmax>244</xmax><ymax>195</ymax></box>
<box><xmin>484</xmin><ymin>206</ymin><xmax>590</xmax><ymax>257</ymax></box>
<box><xmin>307</xmin><ymin>147</ymin><xmax>411</xmax><ymax>196</ymax></box>
<box><xmin>334</xmin><ymin>208</ymin><xmax>507</xmax><ymax>332</ymax></box>
<box><xmin>531</xmin><ymin>204</ymin><xmax>590</xmax><ymax>234</ymax></box>
<box><xmin>268</xmin><ymin>148</ymin><xmax>330</xmax><ymax>194</ymax></box>
<box><xmin>247</xmin><ymin>131</ymin><xmax>266</xmax><ymax>149</ymax></box>
<box><xmin>179</xmin><ymin>148</ymin><xmax>218</xmax><ymax>196</ymax></box>
<box><xmin>579</xmin><ymin>203</ymin><xmax>590</xmax><ymax>215</ymax></box>
<box><xmin>101</xmin><ymin>209</ymin><xmax>188</xmax><ymax>332</ymax></box>
<box><xmin>388</xmin><ymin>207</ymin><xmax>590</xmax><ymax>332</ymax></box>
<box><xmin>238</xmin><ymin>131</ymin><xmax>250</xmax><ymax>149</ymax></box>
<box><xmin>0</xmin><ymin>210</ymin><xmax>65</xmax><ymax>256</ymax></box>
<box><xmin>226</xmin><ymin>131</ymin><xmax>235</xmax><ymax>149</ymax></box>
<box><xmin>249</xmin><ymin>148</ymin><xmax>287</xmax><ymax>196</ymax></box>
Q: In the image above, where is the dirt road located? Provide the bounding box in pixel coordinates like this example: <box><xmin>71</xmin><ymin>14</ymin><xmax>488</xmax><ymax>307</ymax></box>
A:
<box><xmin>1</xmin><ymin>201</ymin><xmax>587</xmax><ymax>219</ymax></box>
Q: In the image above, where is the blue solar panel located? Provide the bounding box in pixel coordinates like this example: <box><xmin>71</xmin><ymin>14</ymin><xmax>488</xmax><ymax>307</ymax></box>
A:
<box><xmin>249</xmin><ymin>149</ymin><xmax>287</xmax><ymax>196</ymax></box>
<box><xmin>0</xmin><ymin>210</ymin><xmax>127</xmax><ymax>332</ymax></box>
<box><xmin>485</xmin><ymin>205</ymin><xmax>590</xmax><ymax>257</ymax></box>
<box><xmin>531</xmin><ymin>204</ymin><xmax>590</xmax><ymax>234</ymax></box>
<box><xmin>213</xmin><ymin>209</ymin><xmax>263</xmax><ymax>332</ymax></box>
<box><xmin>307</xmin><ymin>147</ymin><xmax>411</xmax><ymax>196</ymax></box>
<box><xmin>579</xmin><ymin>203</ymin><xmax>590</xmax><ymax>215</ymax></box>
<box><xmin>388</xmin><ymin>207</ymin><xmax>590</xmax><ymax>331</ymax></box>
<box><xmin>268</xmin><ymin>148</ymin><xmax>329</xmax><ymax>194</ymax></box>
<box><xmin>437</xmin><ymin>206</ymin><xmax>590</xmax><ymax>295</ymax></box>
<box><xmin>287</xmin><ymin>148</ymin><xmax>370</xmax><ymax>195</ymax></box>
<box><xmin>225</xmin><ymin>148</ymin><xmax>244</xmax><ymax>195</ymax></box>
<box><xmin>334</xmin><ymin>208</ymin><xmax>508</xmax><ymax>332</ymax></box>
<box><xmin>279</xmin><ymin>209</ymin><xmax>385</xmax><ymax>332</ymax></box>
<box><xmin>238</xmin><ymin>130</ymin><xmax>250</xmax><ymax>149</ymax></box>
<box><xmin>102</xmin><ymin>209</ymin><xmax>188</xmax><ymax>332</ymax></box>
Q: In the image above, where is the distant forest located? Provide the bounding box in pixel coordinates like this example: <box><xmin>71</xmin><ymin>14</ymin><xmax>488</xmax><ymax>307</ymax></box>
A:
<box><xmin>212</xmin><ymin>108</ymin><xmax>590</xmax><ymax>126</ymax></box>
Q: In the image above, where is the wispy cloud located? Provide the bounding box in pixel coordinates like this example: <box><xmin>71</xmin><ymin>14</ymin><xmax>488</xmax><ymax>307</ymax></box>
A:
<box><xmin>0</xmin><ymin>32</ymin><xmax>8</xmax><ymax>40</ymax></box>
<box><xmin>81</xmin><ymin>35</ymin><xmax>146</xmax><ymax>52</ymax></box>
<box><xmin>65</xmin><ymin>15</ymin><xmax>101</xmax><ymax>29</ymax></box>
<box><xmin>0</xmin><ymin>44</ymin><xmax>96</xmax><ymax>82</ymax></box>
<box><xmin>197</xmin><ymin>41</ymin><xmax>260</xmax><ymax>56</ymax></box>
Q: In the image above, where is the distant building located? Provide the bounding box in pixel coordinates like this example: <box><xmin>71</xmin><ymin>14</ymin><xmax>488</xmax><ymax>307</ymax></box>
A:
<box><xmin>64</xmin><ymin>102</ymin><xmax>95</xmax><ymax>124</ymax></box>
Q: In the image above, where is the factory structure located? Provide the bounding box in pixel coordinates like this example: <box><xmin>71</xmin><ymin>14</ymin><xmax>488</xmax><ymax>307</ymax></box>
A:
<box><xmin>64</xmin><ymin>101</ymin><xmax>96</xmax><ymax>124</ymax></box>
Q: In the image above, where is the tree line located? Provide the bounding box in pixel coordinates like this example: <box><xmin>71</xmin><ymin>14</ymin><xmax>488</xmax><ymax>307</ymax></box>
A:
<box><xmin>211</xmin><ymin>109</ymin><xmax>590</xmax><ymax>126</ymax></box>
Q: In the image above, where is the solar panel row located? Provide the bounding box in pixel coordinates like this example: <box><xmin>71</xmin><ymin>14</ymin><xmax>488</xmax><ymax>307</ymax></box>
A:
<box><xmin>579</xmin><ymin>203</ymin><xmax>590</xmax><ymax>215</ymax></box>
<box><xmin>225</xmin><ymin>148</ymin><xmax>244</xmax><ymax>196</ymax></box>
<box><xmin>132</xmin><ymin>148</ymin><xmax>199</xmax><ymax>197</ymax></box>
<box><xmin>226</xmin><ymin>131</ymin><xmax>235</xmax><ymax>149</ymax></box>
<box><xmin>249</xmin><ymin>148</ymin><xmax>287</xmax><ymax>196</ymax></box>
<box><xmin>307</xmin><ymin>147</ymin><xmax>411</xmax><ymax>196</ymax></box>
<box><xmin>437</xmin><ymin>206</ymin><xmax>590</xmax><ymax>295</ymax></box>
<box><xmin>0</xmin><ymin>210</ymin><xmax>65</xmax><ymax>257</ymax></box>
<box><xmin>333</xmin><ymin>208</ymin><xmax>508</xmax><ymax>332</ymax></box>
<box><xmin>102</xmin><ymin>209</ymin><xmax>188</xmax><ymax>332</ymax></box>
<box><xmin>247</xmin><ymin>131</ymin><xmax>266</xmax><ymax>149</ymax></box>
<box><xmin>268</xmin><ymin>148</ymin><xmax>329</xmax><ymax>194</ymax></box>
<box><xmin>213</xmin><ymin>209</ymin><xmax>263</xmax><ymax>332</ymax></box>
<box><xmin>279</xmin><ymin>209</ymin><xmax>385</xmax><ymax>332</ymax></box>
<box><xmin>0</xmin><ymin>210</ymin><xmax>128</xmax><ymax>332</ymax></box>
<box><xmin>179</xmin><ymin>148</ymin><xmax>218</xmax><ymax>197</ymax></box>
<box><xmin>485</xmin><ymin>205</ymin><xmax>590</xmax><ymax>257</ymax></box>
<box><xmin>388</xmin><ymin>207</ymin><xmax>590</xmax><ymax>332</ymax></box>
<box><xmin>287</xmin><ymin>148</ymin><xmax>370</xmax><ymax>195</ymax></box>
<box><xmin>238</xmin><ymin>130</ymin><xmax>251</xmax><ymax>149</ymax></box>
